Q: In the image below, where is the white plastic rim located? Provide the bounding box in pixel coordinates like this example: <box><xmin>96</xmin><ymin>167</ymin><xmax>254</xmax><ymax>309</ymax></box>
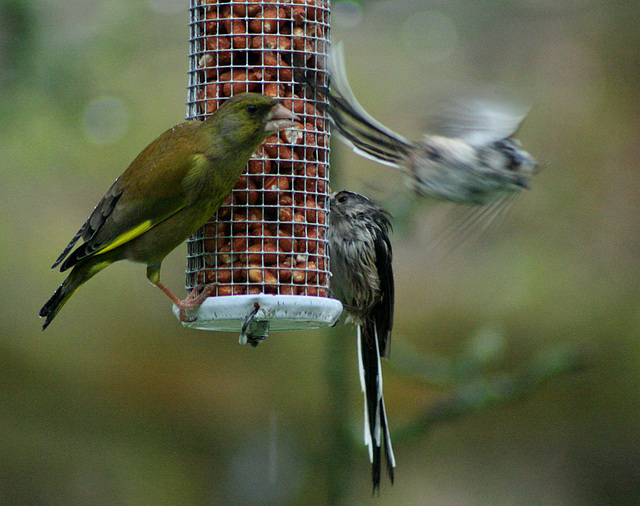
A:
<box><xmin>174</xmin><ymin>294</ymin><xmax>343</xmax><ymax>332</ymax></box>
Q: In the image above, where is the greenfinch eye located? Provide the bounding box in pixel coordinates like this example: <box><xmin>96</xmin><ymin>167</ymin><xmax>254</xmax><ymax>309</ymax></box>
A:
<box><xmin>246</xmin><ymin>104</ymin><xmax>258</xmax><ymax>114</ymax></box>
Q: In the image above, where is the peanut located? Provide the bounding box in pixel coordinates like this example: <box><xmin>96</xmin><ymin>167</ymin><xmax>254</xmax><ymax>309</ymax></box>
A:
<box><xmin>248</xmin><ymin>264</ymin><xmax>263</xmax><ymax>283</ymax></box>
<box><xmin>248</xmin><ymin>7</ymin><xmax>285</xmax><ymax>34</ymax></box>
<box><xmin>217</xmin><ymin>285</ymin><xmax>233</xmax><ymax>296</ymax></box>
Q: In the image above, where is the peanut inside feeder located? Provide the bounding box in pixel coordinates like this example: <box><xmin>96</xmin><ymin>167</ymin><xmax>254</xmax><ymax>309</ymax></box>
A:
<box><xmin>180</xmin><ymin>0</ymin><xmax>341</xmax><ymax>332</ymax></box>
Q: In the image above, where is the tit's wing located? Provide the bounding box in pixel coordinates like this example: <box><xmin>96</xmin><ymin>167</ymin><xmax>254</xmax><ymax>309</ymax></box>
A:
<box><xmin>373</xmin><ymin>214</ymin><xmax>394</xmax><ymax>359</ymax></box>
<box><xmin>309</xmin><ymin>42</ymin><xmax>413</xmax><ymax>167</ymax></box>
<box><xmin>423</xmin><ymin>95</ymin><xmax>530</xmax><ymax>146</ymax></box>
<box><xmin>53</xmin><ymin>122</ymin><xmax>204</xmax><ymax>271</ymax></box>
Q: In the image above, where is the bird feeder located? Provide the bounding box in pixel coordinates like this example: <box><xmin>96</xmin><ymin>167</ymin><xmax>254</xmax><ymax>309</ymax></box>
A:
<box><xmin>178</xmin><ymin>0</ymin><xmax>341</xmax><ymax>340</ymax></box>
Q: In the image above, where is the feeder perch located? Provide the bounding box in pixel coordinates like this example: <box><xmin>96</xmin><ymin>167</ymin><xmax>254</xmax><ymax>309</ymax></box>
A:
<box><xmin>175</xmin><ymin>0</ymin><xmax>342</xmax><ymax>336</ymax></box>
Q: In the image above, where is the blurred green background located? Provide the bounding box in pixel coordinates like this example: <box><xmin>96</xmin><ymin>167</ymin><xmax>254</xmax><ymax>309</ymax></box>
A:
<box><xmin>2</xmin><ymin>0</ymin><xmax>640</xmax><ymax>504</ymax></box>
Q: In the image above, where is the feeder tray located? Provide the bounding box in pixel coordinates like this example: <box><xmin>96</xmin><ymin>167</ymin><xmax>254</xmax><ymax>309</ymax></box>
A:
<box><xmin>178</xmin><ymin>0</ymin><xmax>341</xmax><ymax>334</ymax></box>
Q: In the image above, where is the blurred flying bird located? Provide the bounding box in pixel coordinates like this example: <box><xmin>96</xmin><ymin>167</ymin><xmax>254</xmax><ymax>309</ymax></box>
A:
<box><xmin>305</xmin><ymin>43</ymin><xmax>538</xmax><ymax>206</ymax></box>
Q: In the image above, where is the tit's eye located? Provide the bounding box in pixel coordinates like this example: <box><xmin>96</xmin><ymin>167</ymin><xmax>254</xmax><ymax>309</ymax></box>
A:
<box><xmin>507</xmin><ymin>157</ymin><xmax>522</xmax><ymax>171</ymax></box>
<box><xmin>503</xmin><ymin>146</ymin><xmax>522</xmax><ymax>171</ymax></box>
<box><xmin>246</xmin><ymin>104</ymin><xmax>258</xmax><ymax>115</ymax></box>
<box><xmin>495</xmin><ymin>140</ymin><xmax>521</xmax><ymax>171</ymax></box>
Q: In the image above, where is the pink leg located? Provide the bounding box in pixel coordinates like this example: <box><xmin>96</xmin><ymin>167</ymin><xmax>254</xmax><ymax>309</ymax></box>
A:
<box><xmin>155</xmin><ymin>282</ymin><xmax>216</xmax><ymax>321</ymax></box>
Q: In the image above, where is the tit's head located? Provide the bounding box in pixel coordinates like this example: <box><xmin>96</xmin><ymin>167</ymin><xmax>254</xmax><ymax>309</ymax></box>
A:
<box><xmin>485</xmin><ymin>137</ymin><xmax>538</xmax><ymax>190</ymax></box>
<box><xmin>329</xmin><ymin>191</ymin><xmax>392</xmax><ymax>231</ymax></box>
<box><xmin>330</xmin><ymin>191</ymin><xmax>372</xmax><ymax>220</ymax></box>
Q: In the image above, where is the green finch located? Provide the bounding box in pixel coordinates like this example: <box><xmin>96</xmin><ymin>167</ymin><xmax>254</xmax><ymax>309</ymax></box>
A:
<box><xmin>40</xmin><ymin>92</ymin><xmax>298</xmax><ymax>330</ymax></box>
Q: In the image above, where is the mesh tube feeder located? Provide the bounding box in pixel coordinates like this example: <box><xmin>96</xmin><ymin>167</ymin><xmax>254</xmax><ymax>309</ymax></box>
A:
<box><xmin>177</xmin><ymin>0</ymin><xmax>342</xmax><ymax>340</ymax></box>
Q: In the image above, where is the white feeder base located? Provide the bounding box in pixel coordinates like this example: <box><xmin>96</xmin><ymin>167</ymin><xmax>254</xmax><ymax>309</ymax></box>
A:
<box><xmin>173</xmin><ymin>294</ymin><xmax>343</xmax><ymax>333</ymax></box>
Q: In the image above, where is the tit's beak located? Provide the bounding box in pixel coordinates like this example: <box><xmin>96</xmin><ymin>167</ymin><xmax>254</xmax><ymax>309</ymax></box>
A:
<box><xmin>514</xmin><ymin>176</ymin><xmax>530</xmax><ymax>190</ymax></box>
<box><xmin>264</xmin><ymin>103</ymin><xmax>300</xmax><ymax>133</ymax></box>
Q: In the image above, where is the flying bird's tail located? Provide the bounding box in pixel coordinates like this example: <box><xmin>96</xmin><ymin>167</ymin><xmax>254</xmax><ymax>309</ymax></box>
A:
<box><xmin>304</xmin><ymin>43</ymin><xmax>412</xmax><ymax>168</ymax></box>
<box><xmin>357</xmin><ymin>321</ymin><xmax>395</xmax><ymax>493</ymax></box>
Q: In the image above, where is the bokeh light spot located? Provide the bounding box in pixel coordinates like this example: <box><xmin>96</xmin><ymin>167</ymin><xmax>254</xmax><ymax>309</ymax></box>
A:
<box><xmin>334</xmin><ymin>1</ymin><xmax>362</xmax><ymax>28</ymax></box>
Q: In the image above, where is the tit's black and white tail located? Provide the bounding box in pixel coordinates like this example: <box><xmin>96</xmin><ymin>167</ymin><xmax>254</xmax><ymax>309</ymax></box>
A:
<box><xmin>305</xmin><ymin>43</ymin><xmax>413</xmax><ymax>168</ymax></box>
<box><xmin>357</xmin><ymin>322</ymin><xmax>395</xmax><ymax>492</ymax></box>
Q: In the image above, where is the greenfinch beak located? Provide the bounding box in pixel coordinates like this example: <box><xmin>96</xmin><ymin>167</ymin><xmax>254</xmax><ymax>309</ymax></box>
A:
<box><xmin>264</xmin><ymin>104</ymin><xmax>299</xmax><ymax>132</ymax></box>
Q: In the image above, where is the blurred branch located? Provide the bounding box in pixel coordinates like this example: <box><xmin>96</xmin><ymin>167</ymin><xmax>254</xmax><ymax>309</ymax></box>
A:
<box><xmin>395</xmin><ymin>341</ymin><xmax>593</xmax><ymax>442</ymax></box>
<box><xmin>390</xmin><ymin>323</ymin><xmax>510</xmax><ymax>387</ymax></box>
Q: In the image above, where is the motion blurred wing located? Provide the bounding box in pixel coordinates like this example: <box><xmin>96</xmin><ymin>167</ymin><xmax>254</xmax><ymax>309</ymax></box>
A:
<box><xmin>423</xmin><ymin>94</ymin><xmax>531</xmax><ymax>146</ymax></box>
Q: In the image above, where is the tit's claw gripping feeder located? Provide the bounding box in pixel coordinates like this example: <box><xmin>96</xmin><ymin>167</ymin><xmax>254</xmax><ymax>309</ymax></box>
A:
<box><xmin>176</xmin><ymin>0</ymin><xmax>342</xmax><ymax>338</ymax></box>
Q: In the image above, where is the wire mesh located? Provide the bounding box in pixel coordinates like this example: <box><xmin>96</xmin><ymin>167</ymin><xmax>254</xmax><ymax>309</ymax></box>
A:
<box><xmin>184</xmin><ymin>0</ymin><xmax>334</xmax><ymax>328</ymax></box>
